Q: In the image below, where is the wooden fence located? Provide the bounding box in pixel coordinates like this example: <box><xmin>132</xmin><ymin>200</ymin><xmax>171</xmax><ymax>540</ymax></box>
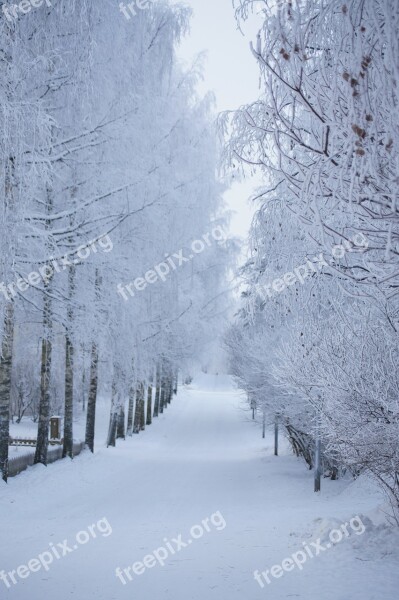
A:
<box><xmin>8</xmin><ymin>441</ymin><xmax>85</xmax><ymax>478</ymax></box>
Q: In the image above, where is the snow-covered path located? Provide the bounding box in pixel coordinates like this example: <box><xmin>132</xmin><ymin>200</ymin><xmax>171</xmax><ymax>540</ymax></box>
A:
<box><xmin>1</xmin><ymin>376</ymin><xmax>398</xmax><ymax>599</ymax></box>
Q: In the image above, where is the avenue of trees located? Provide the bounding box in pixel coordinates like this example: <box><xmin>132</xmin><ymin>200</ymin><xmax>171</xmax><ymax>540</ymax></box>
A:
<box><xmin>0</xmin><ymin>0</ymin><xmax>232</xmax><ymax>481</ymax></box>
<box><xmin>223</xmin><ymin>0</ymin><xmax>399</xmax><ymax>515</ymax></box>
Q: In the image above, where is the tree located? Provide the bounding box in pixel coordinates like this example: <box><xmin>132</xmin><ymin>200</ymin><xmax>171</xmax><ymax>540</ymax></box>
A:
<box><xmin>224</xmin><ymin>0</ymin><xmax>399</xmax><ymax>511</ymax></box>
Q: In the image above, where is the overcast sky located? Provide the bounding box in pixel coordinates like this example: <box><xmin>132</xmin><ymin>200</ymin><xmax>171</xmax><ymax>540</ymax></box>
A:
<box><xmin>177</xmin><ymin>0</ymin><xmax>263</xmax><ymax>242</ymax></box>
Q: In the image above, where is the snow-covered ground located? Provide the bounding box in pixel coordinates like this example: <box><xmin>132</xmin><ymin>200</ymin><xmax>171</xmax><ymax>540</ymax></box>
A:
<box><xmin>1</xmin><ymin>375</ymin><xmax>398</xmax><ymax>599</ymax></box>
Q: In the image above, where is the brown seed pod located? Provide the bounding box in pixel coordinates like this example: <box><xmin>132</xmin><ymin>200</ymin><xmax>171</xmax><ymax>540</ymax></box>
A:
<box><xmin>352</xmin><ymin>125</ymin><xmax>366</xmax><ymax>139</ymax></box>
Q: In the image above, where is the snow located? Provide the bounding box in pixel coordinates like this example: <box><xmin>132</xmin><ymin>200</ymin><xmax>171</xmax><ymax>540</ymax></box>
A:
<box><xmin>1</xmin><ymin>375</ymin><xmax>398</xmax><ymax>599</ymax></box>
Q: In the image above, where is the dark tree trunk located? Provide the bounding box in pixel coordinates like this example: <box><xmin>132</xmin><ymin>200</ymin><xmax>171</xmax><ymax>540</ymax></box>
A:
<box><xmin>34</xmin><ymin>338</ymin><xmax>52</xmax><ymax>465</ymax></box>
<box><xmin>117</xmin><ymin>404</ymin><xmax>126</xmax><ymax>439</ymax></box>
<box><xmin>107</xmin><ymin>378</ymin><xmax>118</xmax><ymax>447</ymax></box>
<box><xmin>133</xmin><ymin>382</ymin><xmax>145</xmax><ymax>434</ymax></box>
<box><xmin>159</xmin><ymin>383</ymin><xmax>165</xmax><ymax>414</ymax></box>
<box><xmin>34</xmin><ymin>293</ymin><xmax>52</xmax><ymax>466</ymax></box>
<box><xmin>107</xmin><ymin>411</ymin><xmax>117</xmax><ymax>447</ymax></box>
<box><xmin>0</xmin><ymin>303</ymin><xmax>14</xmax><ymax>482</ymax></box>
<box><xmin>85</xmin><ymin>342</ymin><xmax>98</xmax><ymax>452</ymax></box>
<box><xmin>160</xmin><ymin>360</ymin><xmax>167</xmax><ymax>412</ymax></box>
<box><xmin>82</xmin><ymin>355</ymin><xmax>87</xmax><ymax>412</ymax></box>
<box><xmin>62</xmin><ymin>333</ymin><xmax>74</xmax><ymax>458</ymax></box>
<box><xmin>0</xmin><ymin>56</ymin><xmax>16</xmax><ymax>482</ymax></box>
<box><xmin>314</xmin><ymin>436</ymin><xmax>321</xmax><ymax>492</ymax></box>
<box><xmin>63</xmin><ymin>213</ymin><xmax>76</xmax><ymax>459</ymax></box>
<box><xmin>146</xmin><ymin>381</ymin><xmax>153</xmax><ymax>426</ymax></box>
<box><xmin>167</xmin><ymin>375</ymin><xmax>173</xmax><ymax>405</ymax></box>
<box><xmin>173</xmin><ymin>368</ymin><xmax>178</xmax><ymax>395</ymax></box>
<box><xmin>126</xmin><ymin>385</ymin><xmax>135</xmax><ymax>436</ymax></box>
<box><xmin>34</xmin><ymin>186</ymin><xmax>54</xmax><ymax>466</ymax></box>
<box><xmin>153</xmin><ymin>364</ymin><xmax>161</xmax><ymax>418</ymax></box>
<box><xmin>85</xmin><ymin>270</ymin><xmax>100</xmax><ymax>453</ymax></box>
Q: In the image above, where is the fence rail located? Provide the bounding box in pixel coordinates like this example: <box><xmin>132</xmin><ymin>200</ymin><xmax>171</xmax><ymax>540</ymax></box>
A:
<box><xmin>8</xmin><ymin>441</ymin><xmax>85</xmax><ymax>478</ymax></box>
<box><xmin>9</xmin><ymin>437</ymin><xmax>63</xmax><ymax>447</ymax></box>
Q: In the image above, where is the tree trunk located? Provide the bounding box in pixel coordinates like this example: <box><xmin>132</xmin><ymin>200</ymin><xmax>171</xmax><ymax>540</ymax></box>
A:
<box><xmin>126</xmin><ymin>385</ymin><xmax>135</xmax><ymax>436</ymax></box>
<box><xmin>141</xmin><ymin>386</ymin><xmax>146</xmax><ymax>431</ymax></box>
<box><xmin>107</xmin><ymin>377</ymin><xmax>118</xmax><ymax>447</ymax></box>
<box><xmin>314</xmin><ymin>436</ymin><xmax>321</xmax><ymax>492</ymax></box>
<box><xmin>146</xmin><ymin>381</ymin><xmax>153</xmax><ymax>426</ymax></box>
<box><xmin>133</xmin><ymin>382</ymin><xmax>144</xmax><ymax>433</ymax></box>
<box><xmin>274</xmin><ymin>414</ymin><xmax>279</xmax><ymax>456</ymax></box>
<box><xmin>166</xmin><ymin>372</ymin><xmax>173</xmax><ymax>405</ymax></box>
<box><xmin>117</xmin><ymin>404</ymin><xmax>126</xmax><ymax>439</ymax></box>
<box><xmin>85</xmin><ymin>341</ymin><xmax>98</xmax><ymax>452</ymax></box>
<box><xmin>85</xmin><ymin>270</ymin><xmax>100</xmax><ymax>453</ymax></box>
<box><xmin>62</xmin><ymin>209</ymin><xmax>76</xmax><ymax>459</ymax></box>
<box><xmin>34</xmin><ymin>185</ymin><xmax>54</xmax><ymax>466</ymax></box>
<box><xmin>251</xmin><ymin>396</ymin><xmax>256</xmax><ymax>420</ymax></box>
<box><xmin>107</xmin><ymin>411</ymin><xmax>117</xmax><ymax>447</ymax></box>
<box><xmin>159</xmin><ymin>383</ymin><xmax>165</xmax><ymax>414</ymax></box>
<box><xmin>0</xmin><ymin>303</ymin><xmax>14</xmax><ymax>482</ymax></box>
<box><xmin>62</xmin><ymin>333</ymin><xmax>74</xmax><ymax>458</ymax></box>
<box><xmin>153</xmin><ymin>364</ymin><xmax>161</xmax><ymax>418</ymax></box>
<box><xmin>164</xmin><ymin>367</ymin><xmax>173</xmax><ymax>408</ymax></box>
<box><xmin>34</xmin><ymin>339</ymin><xmax>52</xmax><ymax>465</ymax></box>
<box><xmin>82</xmin><ymin>356</ymin><xmax>87</xmax><ymax>412</ymax></box>
<box><xmin>0</xmin><ymin>35</ymin><xmax>16</xmax><ymax>483</ymax></box>
<box><xmin>62</xmin><ymin>265</ymin><xmax>75</xmax><ymax>458</ymax></box>
<box><xmin>34</xmin><ymin>292</ymin><xmax>52</xmax><ymax>466</ymax></box>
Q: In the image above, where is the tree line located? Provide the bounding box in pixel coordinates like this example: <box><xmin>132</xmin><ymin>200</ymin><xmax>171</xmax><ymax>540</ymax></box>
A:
<box><xmin>223</xmin><ymin>0</ymin><xmax>399</xmax><ymax>516</ymax></box>
<box><xmin>0</xmin><ymin>0</ymin><xmax>232</xmax><ymax>481</ymax></box>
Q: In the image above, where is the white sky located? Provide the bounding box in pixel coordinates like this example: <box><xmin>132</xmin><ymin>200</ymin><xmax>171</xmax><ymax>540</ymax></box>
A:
<box><xmin>177</xmin><ymin>0</ymin><xmax>263</xmax><ymax>242</ymax></box>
